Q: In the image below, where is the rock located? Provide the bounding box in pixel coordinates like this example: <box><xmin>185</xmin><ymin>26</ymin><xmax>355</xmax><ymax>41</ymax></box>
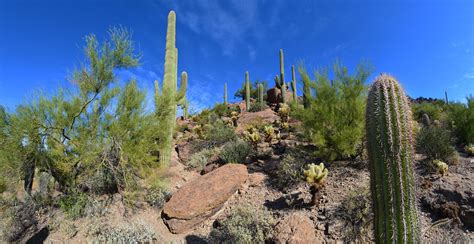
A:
<box><xmin>274</xmin><ymin>212</ymin><xmax>322</xmax><ymax>244</ymax></box>
<box><xmin>248</xmin><ymin>172</ymin><xmax>267</xmax><ymax>187</ymax></box>
<box><xmin>266</xmin><ymin>87</ymin><xmax>293</xmax><ymax>104</ymax></box>
<box><xmin>176</xmin><ymin>142</ymin><xmax>193</xmax><ymax>163</ymax></box>
<box><xmin>162</xmin><ymin>164</ymin><xmax>248</xmax><ymax>233</ymax></box>
<box><xmin>236</xmin><ymin>108</ymin><xmax>279</xmax><ymax>134</ymax></box>
<box><xmin>201</xmin><ymin>162</ymin><xmax>220</xmax><ymax>175</ymax></box>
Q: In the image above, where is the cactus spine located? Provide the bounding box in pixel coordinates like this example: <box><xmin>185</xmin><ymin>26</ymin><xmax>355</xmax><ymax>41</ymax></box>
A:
<box><xmin>245</xmin><ymin>71</ymin><xmax>250</xmax><ymax>111</ymax></box>
<box><xmin>366</xmin><ymin>74</ymin><xmax>419</xmax><ymax>243</ymax></box>
<box><xmin>155</xmin><ymin>11</ymin><xmax>187</xmax><ymax>166</ymax></box>
<box><xmin>224</xmin><ymin>82</ymin><xmax>228</xmax><ymax>105</ymax></box>
<box><xmin>291</xmin><ymin>65</ymin><xmax>297</xmax><ymax>101</ymax></box>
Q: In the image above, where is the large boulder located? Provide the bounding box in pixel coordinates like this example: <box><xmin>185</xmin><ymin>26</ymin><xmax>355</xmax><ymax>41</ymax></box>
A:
<box><xmin>267</xmin><ymin>87</ymin><xmax>293</xmax><ymax>104</ymax></box>
<box><xmin>162</xmin><ymin>164</ymin><xmax>248</xmax><ymax>233</ymax></box>
<box><xmin>273</xmin><ymin>212</ymin><xmax>322</xmax><ymax>244</ymax></box>
<box><xmin>235</xmin><ymin>108</ymin><xmax>279</xmax><ymax>134</ymax></box>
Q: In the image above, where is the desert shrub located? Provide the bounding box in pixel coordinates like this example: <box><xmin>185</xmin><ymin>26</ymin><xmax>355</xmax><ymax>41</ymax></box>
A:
<box><xmin>2</xmin><ymin>199</ymin><xmax>38</xmax><ymax>242</ymax></box>
<box><xmin>412</xmin><ymin>101</ymin><xmax>446</xmax><ymax>123</ymax></box>
<box><xmin>416</xmin><ymin>125</ymin><xmax>455</xmax><ymax>161</ymax></box>
<box><xmin>339</xmin><ymin>186</ymin><xmax>372</xmax><ymax>242</ymax></box>
<box><xmin>294</xmin><ymin>61</ymin><xmax>372</xmax><ymax>161</ymax></box>
<box><xmin>145</xmin><ymin>187</ymin><xmax>171</xmax><ymax>209</ymax></box>
<box><xmin>87</xmin><ymin>221</ymin><xmax>156</xmax><ymax>243</ymax></box>
<box><xmin>272</xmin><ymin>148</ymin><xmax>309</xmax><ymax>190</ymax></box>
<box><xmin>248</xmin><ymin>101</ymin><xmax>267</xmax><ymax>112</ymax></box>
<box><xmin>447</xmin><ymin>96</ymin><xmax>474</xmax><ymax>144</ymax></box>
<box><xmin>205</xmin><ymin>119</ymin><xmax>237</xmax><ymax>146</ymax></box>
<box><xmin>220</xmin><ymin>139</ymin><xmax>252</xmax><ymax>164</ymax></box>
<box><xmin>209</xmin><ymin>204</ymin><xmax>275</xmax><ymax>243</ymax></box>
<box><xmin>187</xmin><ymin>147</ymin><xmax>220</xmax><ymax>170</ymax></box>
<box><xmin>234</xmin><ymin>80</ymin><xmax>268</xmax><ymax>100</ymax></box>
<box><xmin>59</xmin><ymin>191</ymin><xmax>89</xmax><ymax>219</ymax></box>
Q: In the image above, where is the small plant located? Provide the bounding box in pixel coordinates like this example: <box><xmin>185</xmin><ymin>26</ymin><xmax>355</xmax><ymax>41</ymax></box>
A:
<box><xmin>187</xmin><ymin>147</ymin><xmax>220</xmax><ymax>170</ymax></box>
<box><xmin>433</xmin><ymin>160</ymin><xmax>448</xmax><ymax>176</ymax></box>
<box><xmin>243</xmin><ymin>127</ymin><xmax>261</xmax><ymax>146</ymax></box>
<box><xmin>416</xmin><ymin>125</ymin><xmax>455</xmax><ymax>162</ymax></box>
<box><xmin>193</xmin><ymin>124</ymin><xmax>205</xmax><ymax>139</ymax></box>
<box><xmin>278</xmin><ymin>103</ymin><xmax>290</xmax><ymax>123</ymax></box>
<box><xmin>339</xmin><ymin>187</ymin><xmax>372</xmax><ymax>243</ymax></box>
<box><xmin>59</xmin><ymin>191</ymin><xmax>89</xmax><ymax>219</ymax></box>
<box><xmin>220</xmin><ymin>139</ymin><xmax>252</xmax><ymax>164</ymax></box>
<box><xmin>145</xmin><ymin>180</ymin><xmax>171</xmax><ymax>209</ymax></box>
<box><xmin>87</xmin><ymin>221</ymin><xmax>156</xmax><ymax>243</ymax></box>
<box><xmin>273</xmin><ymin>150</ymin><xmax>308</xmax><ymax>190</ymax></box>
<box><xmin>263</xmin><ymin>125</ymin><xmax>277</xmax><ymax>142</ymax></box>
<box><xmin>231</xmin><ymin>111</ymin><xmax>239</xmax><ymax>127</ymax></box>
<box><xmin>304</xmin><ymin>163</ymin><xmax>328</xmax><ymax>205</ymax></box>
<box><xmin>205</xmin><ymin>119</ymin><xmax>237</xmax><ymax>146</ymax></box>
<box><xmin>209</xmin><ymin>204</ymin><xmax>275</xmax><ymax>243</ymax></box>
<box><xmin>465</xmin><ymin>144</ymin><xmax>474</xmax><ymax>156</ymax></box>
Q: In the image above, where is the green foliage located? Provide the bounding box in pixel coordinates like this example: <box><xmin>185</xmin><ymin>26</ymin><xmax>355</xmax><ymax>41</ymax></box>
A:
<box><xmin>447</xmin><ymin>96</ymin><xmax>474</xmax><ymax>144</ymax></box>
<box><xmin>205</xmin><ymin>119</ymin><xmax>237</xmax><ymax>146</ymax></box>
<box><xmin>272</xmin><ymin>149</ymin><xmax>308</xmax><ymax>190</ymax></box>
<box><xmin>366</xmin><ymin>74</ymin><xmax>419</xmax><ymax>243</ymax></box>
<box><xmin>209</xmin><ymin>204</ymin><xmax>275</xmax><ymax>243</ymax></box>
<box><xmin>432</xmin><ymin>160</ymin><xmax>448</xmax><ymax>176</ymax></box>
<box><xmin>87</xmin><ymin>221</ymin><xmax>156</xmax><ymax>243</ymax></box>
<box><xmin>145</xmin><ymin>180</ymin><xmax>170</xmax><ymax>209</ymax></box>
<box><xmin>59</xmin><ymin>191</ymin><xmax>89</xmax><ymax>219</ymax></box>
<box><xmin>248</xmin><ymin>101</ymin><xmax>267</xmax><ymax>112</ymax></box>
<box><xmin>220</xmin><ymin>139</ymin><xmax>252</xmax><ymax>164</ymax></box>
<box><xmin>294</xmin><ymin>61</ymin><xmax>371</xmax><ymax>161</ymax></box>
<box><xmin>416</xmin><ymin>125</ymin><xmax>455</xmax><ymax>162</ymax></box>
<box><xmin>187</xmin><ymin>147</ymin><xmax>220</xmax><ymax>170</ymax></box>
<box><xmin>412</xmin><ymin>101</ymin><xmax>446</xmax><ymax>123</ymax></box>
<box><xmin>234</xmin><ymin>80</ymin><xmax>268</xmax><ymax>100</ymax></box>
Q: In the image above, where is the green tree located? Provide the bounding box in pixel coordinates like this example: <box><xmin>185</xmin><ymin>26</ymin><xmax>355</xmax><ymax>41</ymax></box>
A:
<box><xmin>293</xmin><ymin>61</ymin><xmax>372</xmax><ymax>161</ymax></box>
<box><xmin>234</xmin><ymin>80</ymin><xmax>268</xmax><ymax>100</ymax></box>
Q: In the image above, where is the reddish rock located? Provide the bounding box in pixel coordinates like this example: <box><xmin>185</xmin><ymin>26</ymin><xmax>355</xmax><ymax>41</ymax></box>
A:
<box><xmin>274</xmin><ymin>212</ymin><xmax>322</xmax><ymax>244</ymax></box>
<box><xmin>235</xmin><ymin>108</ymin><xmax>279</xmax><ymax>134</ymax></box>
<box><xmin>162</xmin><ymin>164</ymin><xmax>248</xmax><ymax>233</ymax></box>
<box><xmin>267</xmin><ymin>87</ymin><xmax>293</xmax><ymax>104</ymax></box>
<box><xmin>248</xmin><ymin>172</ymin><xmax>267</xmax><ymax>187</ymax></box>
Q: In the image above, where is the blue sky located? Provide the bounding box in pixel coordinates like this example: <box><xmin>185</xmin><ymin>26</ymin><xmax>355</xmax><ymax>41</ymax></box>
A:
<box><xmin>1</xmin><ymin>0</ymin><xmax>473</xmax><ymax>112</ymax></box>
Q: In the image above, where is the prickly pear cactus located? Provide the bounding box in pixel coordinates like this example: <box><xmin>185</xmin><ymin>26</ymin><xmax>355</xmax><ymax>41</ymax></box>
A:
<box><xmin>366</xmin><ymin>74</ymin><xmax>420</xmax><ymax>243</ymax></box>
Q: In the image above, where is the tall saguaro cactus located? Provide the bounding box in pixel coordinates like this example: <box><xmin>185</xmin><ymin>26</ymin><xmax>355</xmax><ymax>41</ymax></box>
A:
<box><xmin>275</xmin><ymin>49</ymin><xmax>287</xmax><ymax>104</ymax></box>
<box><xmin>245</xmin><ymin>71</ymin><xmax>250</xmax><ymax>111</ymax></box>
<box><xmin>154</xmin><ymin>11</ymin><xmax>187</xmax><ymax>166</ymax></box>
<box><xmin>258</xmin><ymin>83</ymin><xmax>264</xmax><ymax>106</ymax></box>
<box><xmin>366</xmin><ymin>74</ymin><xmax>419</xmax><ymax>243</ymax></box>
<box><xmin>224</xmin><ymin>83</ymin><xmax>228</xmax><ymax>105</ymax></box>
<box><xmin>291</xmin><ymin>65</ymin><xmax>297</xmax><ymax>101</ymax></box>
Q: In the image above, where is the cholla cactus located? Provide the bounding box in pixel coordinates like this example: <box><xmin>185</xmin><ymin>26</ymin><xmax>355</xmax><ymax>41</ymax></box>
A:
<box><xmin>244</xmin><ymin>127</ymin><xmax>260</xmax><ymax>146</ymax></box>
<box><xmin>263</xmin><ymin>125</ymin><xmax>276</xmax><ymax>142</ymax></box>
<box><xmin>231</xmin><ymin>111</ymin><xmax>239</xmax><ymax>127</ymax></box>
<box><xmin>278</xmin><ymin>103</ymin><xmax>290</xmax><ymax>123</ymax></box>
<box><xmin>155</xmin><ymin>11</ymin><xmax>188</xmax><ymax>166</ymax></box>
<box><xmin>304</xmin><ymin>163</ymin><xmax>328</xmax><ymax>187</ymax></box>
<box><xmin>433</xmin><ymin>160</ymin><xmax>448</xmax><ymax>176</ymax></box>
<box><xmin>366</xmin><ymin>74</ymin><xmax>419</xmax><ymax>243</ymax></box>
<box><xmin>465</xmin><ymin>144</ymin><xmax>474</xmax><ymax>156</ymax></box>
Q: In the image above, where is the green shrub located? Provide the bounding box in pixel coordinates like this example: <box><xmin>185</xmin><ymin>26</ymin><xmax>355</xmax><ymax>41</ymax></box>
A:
<box><xmin>220</xmin><ymin>139</ymin><xmax>252</xmax><ymax>164</ymax></box>
<box><xmin>273</xmin><ymin>148</ymin><xmax>308</xmax><ymax>190</ymax></box>
<box><xmin>339</xmin><ymin>187</ymin><xmax>372</xmax><ymax>242</ymax></box>
<box><xmin>248</xmin><ymin>101</ymin><xmax>267</xmax><ymax>112</ymax></box>
<box><xmin>59</xmin><ymin>191</ymin><xmax>89</xmax><ymax>219</ymax></box>
<box><xmin>209</xmin><ymin>204</ymin><xmax>275</xmax><ymax>243</ymax></box>
<box><xmin>187</xmin><ymin>147</ymin><xmax>220</xmax><ymax>170</ymax></box>
<box><xmin>294</xmin><ymin>61</ymin><xmax>371</xmax><ymax>161</ymax></box>
<box><xmin>416</xmin><ymin>125</ymin><xmax>455</xmax><ymax>161</ymax></box>
<box><xmin>205</xmin><ymin>119</ymin><xmax>237</xmax><ymax>146</ymax></box>
<box><xmin>412</xmin><ymin>101</ymin><xmax>446</xmax><ymax>123</ymax></box>
<box><xmin>447</xmin><ymin>96</ymin><xmax>474</xmax><ymax>144</ymax></box>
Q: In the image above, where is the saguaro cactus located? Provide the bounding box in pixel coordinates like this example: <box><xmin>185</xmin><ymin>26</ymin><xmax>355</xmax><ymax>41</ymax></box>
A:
<box><xmin>366</xmin><ymin>74</ymin><xmax>419</xmax><ymax>243</ymax></box>
<box><xmin>291</xmin><ymin>65</ymin><xmax>297</xmax><ymax>101</ymax></box>
<box><xmin>154</xmin><ymin>11</ymin><xmax>187</xmax><ymax>166</ymax></box>
<box><xmin>445</xmin><ymin>91</ymin><xmax>449</xmax><ymax>104</ymax></box>
<box><xmin>258</xmin><ymin>83</ymin><xmax>264</xmax><ymax>106</ymax></box>
<box><xmin>182</xmin><ymin>99</ymin><xmax>189</xmax><ymax>120</ymax></box>
<box><xmin>274</xmin><ymin>49</ymin><xmax>287</xmax><ymax>104</ymax></box>
<box><xmin>245</xmin><ymin>71</ymin><xmax>250</xmax><ymax>111</ymax></box>
<box><xmin>224</xmin><ymin>82</ymin><xmax>228</xmax><ymax>105</ymax></box>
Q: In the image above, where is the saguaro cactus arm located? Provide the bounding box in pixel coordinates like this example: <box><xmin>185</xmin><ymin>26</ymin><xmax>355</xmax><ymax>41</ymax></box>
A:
<box><xmin>366</xmin><ymin>74</ymin><xmax>419</xmax><ymax>243</ymax></box>
<box><xmin>176</xmin><ymin>71</ymin><xmax>187</xmax><ymax>105</ymax></box>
